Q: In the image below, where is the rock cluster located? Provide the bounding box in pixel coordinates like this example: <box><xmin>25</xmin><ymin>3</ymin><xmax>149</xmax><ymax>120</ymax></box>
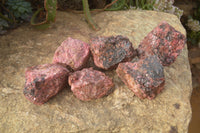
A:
<box><xmin>52</xmin><ymin>37</ymin><xmax>90</xmax><ymax>70</ymax></box>
<box><xmin>116</xmin><ymin>55</ymin><xmax>165</xmax><ymax>99</ymax></box>
<box><xmin>68</xmin><ymin>68</ymin><xmax>114</xmax><ymax>101</ymax></box>
<box><xmin>24</xmin><ymin>64</ymin><xmax>70</xmax><ymax>105</ymax></box>
<box><xmin>23</xmin><ymin>21</ymin><xmax>186</xmax><ymax>105</ymax></box>
<box><xmin>137</xmin><ymin>22</ymin><xmax>186</xmax><ymax>66</ymax></box>
<box><xmin>90</xmin><ymin>35</ymin><xmax>136</xmax><ymax>70</ymax></box>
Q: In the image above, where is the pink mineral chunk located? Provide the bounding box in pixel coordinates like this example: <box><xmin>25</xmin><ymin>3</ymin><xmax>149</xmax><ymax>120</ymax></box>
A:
<box><xmin>53</xmin><ymin>37</ymin><xmax>90</xmax><ymax>71</ymax></box>
<box><xmin>68</xmin><ymin>68</ymin><xmax>114</xmax><ymax>101</ymax></box>
<box><xmin>24</xmin><ymin>63</ymin><xmax>70</xmax><ymax>105</ymax></box>
<box><xmin>116</xmin><ymin>55</ymin><xmax>165</xmax><ymax>100</ymax></box>
<box><xmin>137</xmin><ymin>21</ymin><xmax>186</xmax><ymax>66</ymax></box>
<box><xmin>90</xmin><ymin>35</ymin><xmax>136</xmax><ymax>70</ymax></box>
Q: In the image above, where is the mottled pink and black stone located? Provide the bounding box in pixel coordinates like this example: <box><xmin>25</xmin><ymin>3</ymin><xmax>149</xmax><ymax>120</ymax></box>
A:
<box><xmin>68</xmin><ymin>68</ymin><xmax>114</xmax><ymax>101</ymax></box>
<box><xmin>90</xmin><ymin>35</ymin><xmax>137</xmax><ymax>70</ymax></box>
<box><xmin>116</xmin><ymin>55</ymin><xmax>165</xmax><ymax>99</ymax></box>
<box><xmin>137</xmin><ymin>21</ymin><xmax>186</xmax><ymax>66</ymax></box>
<box><xmin>52</xmin><ymin>37</ymin><xmax>90</xmax><ymax>71</ymax></box>
<box><xmin>24</xmin><ymin>63</ymin><xmax>70</xmax><ymax>105</ymax></box>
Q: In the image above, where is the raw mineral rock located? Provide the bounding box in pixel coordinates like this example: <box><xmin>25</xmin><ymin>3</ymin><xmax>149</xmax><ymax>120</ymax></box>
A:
<box><xmin>116</xmin><ymin>55</ymin><xmax>165</xmax><ymax>99</ymax></box>
<box><xmin>52</xmin><ymin>37</ymin><xmax>90</xmax><ymax>71</ymax></box>
<box><xmin>68</xmin><ymin>68</ymin><xmax>114</xmax><ymax>101</ymax></box>
<box><xmin>0</xmin><ymin>11</ymin><xmax>192</xmax><ymax>133</ymax></box>
<box><xmin>137</xmin><ymin>21</ymin><xmax>186</xmax><ymax>66</ymax></box>
<box><xmin>90</xmin><ymin>35</ymin><xmax>136</xmax><ymax>70</ymax></box>
<box><xmin>24</xmin><ymin>63</ymin><xmax>70</xmax><ymax>105</ymax></box>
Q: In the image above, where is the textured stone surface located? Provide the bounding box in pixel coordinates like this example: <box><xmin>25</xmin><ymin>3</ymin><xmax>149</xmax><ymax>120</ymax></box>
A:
<box><xmin>52</xmin><ymin>37</ymin><xmax>90</xmax><ymax>70</ymax></box>
<box><xmin>137</xmin><ymin>21</ymin><xmax>186</xmax><ymax>66</ymax></box>
<box><xmin>24</xmin><ymin>63</ymin><xmax>70</xmax><ymax>105</ymax></box>
<box><xmin>69</xmin><ymin>68</ymin><xmax>114</xmax><ymax>101</ymax></box>
<box><xmin>90</xmin><ymin>35</ymin><xmax>136</xmax><ymax>69</ymax></box>
<box><xmin>0</xmin><ymin>10</ymin><xmax>192</xmax><ymax>133</ymax></box>
<box><xmin>116</xmin><ymin>55</ymin><xmax>165</xmax><ymax>100</ymax></box>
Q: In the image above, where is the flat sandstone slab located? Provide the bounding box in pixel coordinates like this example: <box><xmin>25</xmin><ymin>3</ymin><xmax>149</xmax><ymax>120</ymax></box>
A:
<box><xmin>0</xmin><ymin>10</ymin><xmax>192</xmax><ymax>132</ymax></box>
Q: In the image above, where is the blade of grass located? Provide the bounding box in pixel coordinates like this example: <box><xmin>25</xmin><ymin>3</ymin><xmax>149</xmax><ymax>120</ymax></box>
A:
<box><xmin>141</xmin><ymin>0</ymin><xmax>145</xmax><ymax>9</ymax></box>
<box><xmin>31</xmin><ymin>0</ymin><xmax>57</xmax><ymax>29</ymax></box>
<box><xmin>105</xmin><ymin>0</ymin><xmax>126</xmax><ymax>11</ymax></box>
<box><xmin>0</xmin><ymin>12</ymin><xmax>14</xmax><ymax>23</ymax></box>
<box><xmin>82</xmin><ymin>0</ymin><xmax>100</xmax><ymax>30</ymax></box>
<box><xmin>136</xmin><ymin>0</ymin><xmax>139</xmax><ymax>8</ymax></box>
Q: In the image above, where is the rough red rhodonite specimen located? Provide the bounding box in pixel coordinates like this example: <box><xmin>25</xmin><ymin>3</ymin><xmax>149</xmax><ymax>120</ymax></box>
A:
<box><xmin>137</xmin><ymin>21</ymin><xmax>186</xmax><ymax>66</ymax></box>
<box><xmin>52</xmin><ymin>37</ymin><xmax>90</xmax><ymax>71</ymax></box>
<box><xmin>24</xmin><ymin>63</ymin><xmax>70</xmax><ymax>105</ymax></box>
<box><xmin>68</xmin><ymin>68</ymin><xmax>114</xmax><ymax>101</ymax></box>
<box><xmin>116</xmin><ymin>55</ymin><xmax>165</xmax><ymax>99</ymax></box>
<box><xmin>90</xmin><ymin>35</ymin><xmax>137</xmax><ymax>70</ymax></box>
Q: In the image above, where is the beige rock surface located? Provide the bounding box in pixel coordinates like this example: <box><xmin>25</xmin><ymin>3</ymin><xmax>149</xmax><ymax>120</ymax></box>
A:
<box><xmin>0</xmin><ymin>10</ymin><xmax>192</xmax><ymax>133</ymax></box>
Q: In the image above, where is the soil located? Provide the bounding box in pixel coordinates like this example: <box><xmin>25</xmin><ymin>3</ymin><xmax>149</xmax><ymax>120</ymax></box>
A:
<box><xmin>175</xmin><ymin>1</ymin><xmax>200</xmax><ymax>132</ymax></box>
<box><xmin>188</xmin><ymin>48</ymin><xmax>200</xmax><ymax>133</ymax></box>
<box><xmin>57</xmin><ymin>0</ymin><xmax>107</xmax><ymax>10</ymax></box>
<box><xmin>189</xmin><ymin>86</ymin><xmax>200</xmax><ymax>133</ymax></box>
